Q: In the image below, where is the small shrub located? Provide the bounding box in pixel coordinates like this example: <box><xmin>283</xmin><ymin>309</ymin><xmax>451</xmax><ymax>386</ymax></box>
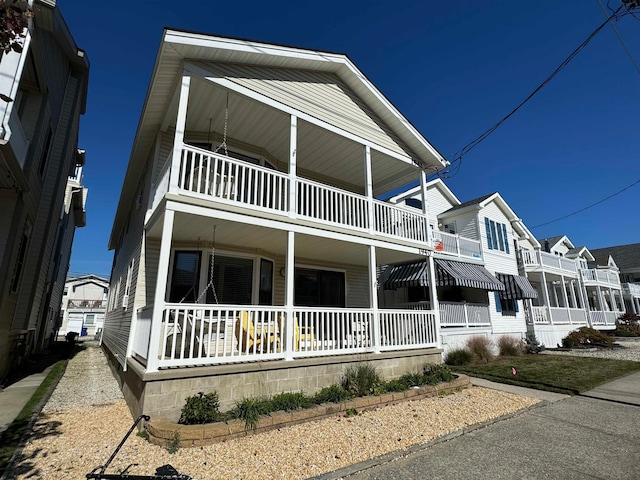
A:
<box><xmin>444</xmin><ymin>347</ymin><xmax>472</xmax><ymax>366</ymax></box>
<box><xmin>270</xmin><ymin>392</ymin><xmax>314</xmax><ymax>412</ymax></box>
<box><xmin>136</xmin><ymin>430</ymin><xmax>149</xmax><ymax>440</ymax></box>
<box><xmin>561</xmin><ymin>336</ymin><xmax>575</xmax><ymax>349</ymax></box>
<box><xmin>398</xmin><ymin>372</ymin><xmax>424</xmax><ymax>387</ymax></box>
<box><xmin>231</xmin><ymin>397</ymin><xmax>272</xmax><ymax>431</ymax></box>
<box><xmin>466</xmin><ymin>335</ymin><xmax>495</xmax><ymax>364</ymax></box>
<box><xmin>497</xmin><ymin>336</ymin><xmax>524</xmax><ymax>356</ymax></box>
<box><xmin>563</xmin><ymin>327</ymin><xmax>614</xmax><ymax>348</ymax></box>
<box><xmin>383</xmin><ymin>378</ymin><xmax>410</xmax><ymax>392</ymax></box>
<box><xmin>342</xmin><ymin>363</ymin><xmax>382</xmax><ymax>397</ymax></box>
<box><xmin>178</xmin><ymin>391</ymin><xmax>220</xmax><ymax>425</ymax></box>
<box><xmin>167</xmin><ymin>431</ymin><xmax>180</xmax><ymax>454</ymax></box>
<box><xmin>614</xmin><ymin>325</ymin><xmax>640</xmax><ymax>337</ymax></box>
<box><xmin>423</xmin><ymin>364</ymin><xmax>455</xmax><ymax>384</ymax></box>
<box><xmin>524</xmin><ymin>332</ymin><xmax>545</xmax><ymax>353</ymax></box>
<box><xmin>314</xmin><ymin>384</ymin><xmax>350</xmax><ymax>403</ymax></box>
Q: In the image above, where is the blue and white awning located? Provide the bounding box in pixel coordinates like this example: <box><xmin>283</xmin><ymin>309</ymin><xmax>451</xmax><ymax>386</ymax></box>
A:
<box><xmin>496</xmin><ymin>273</ymin><xmax>538</xmax><ymax>300</ymax></box>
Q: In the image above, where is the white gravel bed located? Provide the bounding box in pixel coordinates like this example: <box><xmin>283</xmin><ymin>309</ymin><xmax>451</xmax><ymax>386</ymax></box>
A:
<box><xmin>541</xmin><ymin>341</ymin><xmax>640</xmax><ymax>362</ymax></box>
<box><xmin>13</xmin><ymin>343</ymin><xmax>540</xmax><ymax>479</ymax></box>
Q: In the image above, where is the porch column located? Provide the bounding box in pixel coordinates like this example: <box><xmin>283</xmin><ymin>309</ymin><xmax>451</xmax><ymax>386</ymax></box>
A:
<box><xmin>419</xmin><ymin>171</ymin><xmax>432</xmax><ymax>246</ymax></box>
<box><xmin>540</xmin><ymin>271</ymin><xmax>552</xmax><ymax>324</ymax></box>
<box><xmin>596</xmin><ymin>286</ymin><xmax>606</xmax><ymax>312</ymax></box>
<box><xmin>608</xmin><ymin>288</ymin><xmax>616</xmax><ymax>312</ymax></box>
<box><xmin>146</xmin><ymin>209</ymin><xmax>175</xmax><ymax>372</ymax></box>
<box><xmin>560</xmin><ymin>275</ymin><xmax>570</xmax><ymax>322</ymax></box>
<box><xmin>426</xmin><ymin>253</ymin><xmax>441</xmax><ymax>348</ymax></box>
<box><xmin>283</xmin><ymin>231</ymin><xmax>295</xmax><ymax>360</ymax></box>
<box><xmin>364</xmin><ymin>145</ymin><xmax>375</xmax><ymax>234</ymax></box>
<box><xmin>368</xmin><ymin>245</ymin><xmax>380</xmax><ymax>353</ymax></box>
<box><xmin>569</xmin><ymin>280</ymin><xmax>578</xmax><ymax>309</ymax></box>
<box><xmin>288</xmin><ymin>115</ymin><xmax>297</xmax><ymax>219</ymax></box>
<box><xmin>576</xmin><ymin>272</ymin><xmax>591</xmax><ymax>326</ymax></box>
<box><xmin>168</xmin><ymin>71</ymin><xmax>191</xmax><ymax>193</ymax></box>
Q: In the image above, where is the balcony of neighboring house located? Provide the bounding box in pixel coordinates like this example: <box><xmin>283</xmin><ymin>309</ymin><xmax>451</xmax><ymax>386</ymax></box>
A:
<box><xmin>67</xmin><ymin>299</ymin><xmax>107</xmax><ymax>312</ymax></box>
<box><xmin>584</xmin><ymin>284</ymin><xmax>624</xmax><ymax>329</ymax></box>
<box><xmin>520</xmin><ymin>248</ymin><xmax>578</xmax><ymax>275</ymax></box>
<box><xmin>431</xmin><ymin>230</ymin><xmax>483</xmax><ymax>262</ymax></box>
<box><xmin>527</xmin><ymin>270</ymin><xmax>588</xmax><ymax>326</ymax></box>
<box><xmin>621</xmin><ymin>283</ymin><xmax>640</xmax><ymax>315</ymax></box>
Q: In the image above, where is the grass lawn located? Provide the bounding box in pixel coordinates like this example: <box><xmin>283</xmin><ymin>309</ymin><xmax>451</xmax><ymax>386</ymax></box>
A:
<box><xmin>0</xmin><ymin>359</ymin><xmax>67</xmax><ymax>477</ymax></box>
<box><xmin>452</xmin><ymin>354</ymin><xmax>640</xmax><ymax>395</ymax></box>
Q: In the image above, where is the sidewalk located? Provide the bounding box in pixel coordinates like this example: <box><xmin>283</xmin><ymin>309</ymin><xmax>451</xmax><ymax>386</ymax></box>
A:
<box><xmin>580</xmin><ymin>370</ymin><xmax>640</xmax><ymax>406</ymax></box>
<box><xmin>0</xmin><ymin>365</ymin><xmax>55</xmax><ymax>433</ymax></box>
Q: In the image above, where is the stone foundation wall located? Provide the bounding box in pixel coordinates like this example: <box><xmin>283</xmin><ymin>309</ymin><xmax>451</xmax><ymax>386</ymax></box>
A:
<box><xmin>103</xmin><ymin>344</ymin><xmax>442</xmax><ymax>423</ymax></box>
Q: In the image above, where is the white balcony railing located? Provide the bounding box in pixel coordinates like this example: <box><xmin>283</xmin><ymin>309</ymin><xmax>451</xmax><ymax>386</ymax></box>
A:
<box><xmin>439</xmin><ymin>302</ymin><xmax>491</xmax><ymax>328</ymax></box>
<box><xmin>531</xmin><ymin>306</ymin><xmax>548</xmax><ymax>324</ymax></box>
<box><xmin>622</xmin><ymin>283</ymin><xmax>640</xmax><ymax>297</ymax></box>
<box><xmin>148</xmin><ymin>145</ymin><xmax>485</xmax><ymax>258</ymax></box>
<box><xmin>523</xmin><ymin>250</ymin><xmax>577</xmax><ymax>274</ymax></box>
<box><xmin>580</xmin><ymin>269</ymin><xmax>621</xmax><ymax>287</ymax></box>
<box><xmin>151</xmin><ymin>303</ymin><xmax>438</xmax><ymax>368</ymax></box>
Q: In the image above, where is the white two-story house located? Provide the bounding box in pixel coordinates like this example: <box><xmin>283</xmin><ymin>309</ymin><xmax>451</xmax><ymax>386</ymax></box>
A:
<box><xmin>103</xmin><ymin>30</ymin><xmax>451</xmax><ymax>421</ymax></box>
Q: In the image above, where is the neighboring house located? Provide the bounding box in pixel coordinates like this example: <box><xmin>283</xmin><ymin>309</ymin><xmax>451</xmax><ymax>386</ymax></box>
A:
<box><xmin>0</xmin><ymin>1</ymin><xmax>89</xmax><ymax>380</ymax></box>
<box><xmin>104</xmin><ymin>30</ymin><xmax>449</xmax><ymax>421</ymax></box>
<box><xmin>520</xmin><ymin>236</ymin><xmax>624</xmax><ymax>347</ymax></box>
<box><xmin>383</xmin><ymin>183</ymin><xmax>538</xmax><ymax>353</ymax></box>
<box><xmin>590</xmin><ymin>243</ymin><xmax>640</xmax><ymax>315</ymax></box>
<box><xmin>59</xmin><ymin>274</ymin><xmax>108</xmax><ymax>338</ymax></box>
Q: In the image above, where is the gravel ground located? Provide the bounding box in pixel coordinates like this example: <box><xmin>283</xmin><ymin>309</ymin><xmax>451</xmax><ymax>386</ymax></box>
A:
<box><xmin>14</xmin><ymin>343</ymin><xmax>539</xmax><ymax>480</ymax></box>
<box><xmin>541</xmin><ymin>340</ymin><xmax>640</xmax><ymax>362</ymax></box>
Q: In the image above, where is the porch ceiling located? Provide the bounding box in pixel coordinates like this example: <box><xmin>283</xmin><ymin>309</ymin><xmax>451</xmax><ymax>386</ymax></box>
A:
<box><xmin>147</xmin><ymin>211</ymin><xmax>426</xmax><ymax>267</ymax></box>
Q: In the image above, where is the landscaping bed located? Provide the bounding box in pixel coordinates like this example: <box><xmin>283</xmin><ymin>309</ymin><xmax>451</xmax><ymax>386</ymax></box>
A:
<box><xmin>145</xmin><ymin>374</ymin><xmax>470</xmax><ymax>447</ymax></box>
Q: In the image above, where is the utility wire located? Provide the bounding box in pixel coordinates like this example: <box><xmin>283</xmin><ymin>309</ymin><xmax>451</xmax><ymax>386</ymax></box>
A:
<box><xmin>431</xmin><ymin>4</ymin><xmax>629</xmax><ymax>181</ymax></box>
<box><xmin>597</xmin><ymin>0</ymin><xmax>640</xmax><ymax>77</ymax></box>
<box><xmin>530</xmin><ymin>178</ymin><xmax>640</xmax><ymax>228</ymax></box>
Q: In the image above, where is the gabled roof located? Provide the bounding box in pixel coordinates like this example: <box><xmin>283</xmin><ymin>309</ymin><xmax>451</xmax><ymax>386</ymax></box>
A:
<box><xmin>566</xmin><ymin>246</ymin><xmax>595</xmax><ymax>262</ymax></box>
<box><xmin>590</xmin><ymin>243</ymin><xmax>640</xmax><ymax>271</ymax></box>
<box><xmin>442</xmin><ymin>192</ymin><xmax>496</xmax><ymax>213</ymax></box>
<box><xmin>387</xmin><ymin>178</ymin><xmax>460</xmax><ymax>208</ymax></box>
<box><xmin>538</xmin><ymin>235</ymin><xmax>574</xmax><ymax>252</ymax></box>
<box><xmin>66</xmin><ymin>274</ymin><xmax>109</xmax><ymax>285</ymax></box>
<box><xmin>109</xmin><ymin>29</ymin><xmax>448</xmax><ymax>249</ymax></box>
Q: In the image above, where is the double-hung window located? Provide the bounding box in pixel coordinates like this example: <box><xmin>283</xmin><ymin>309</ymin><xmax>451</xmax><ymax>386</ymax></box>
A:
<box><xmin>484</xmin><ymin>218</ymin><xmax>510</xmax><ymax>253</ymax></box>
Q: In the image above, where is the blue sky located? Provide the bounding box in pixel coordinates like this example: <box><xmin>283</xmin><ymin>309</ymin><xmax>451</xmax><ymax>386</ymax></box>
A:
<box><xmin>57</xmin><ymin>0</ymin><xmax>640</xmax><ymax>278</ymax></box>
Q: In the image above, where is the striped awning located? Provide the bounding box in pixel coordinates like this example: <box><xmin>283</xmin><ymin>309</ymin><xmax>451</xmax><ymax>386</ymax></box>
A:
<box><xmin>435</xmin><ymin>259</ymin><xmax>505</xmax><ymax>291</ymax></box>
<box><xmin>383</xmin><ymin>261</ymin><xmax>429</xmax><ymax>290</ymax></box>
<box><xmin>496</xmin><ymin>273</ymin><xmax>538</xmax><ymax>300</ymax></box>
<box><xmin>383</xmin><ymin>259</ymin><xmax>504</xmax><ymax>291</ymax></box>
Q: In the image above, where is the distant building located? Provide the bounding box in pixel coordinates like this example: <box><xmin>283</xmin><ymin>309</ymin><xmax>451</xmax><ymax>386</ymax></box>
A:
<box><xmin>0</xmin><ymin>1</ymin><xmax>89</xmax><ymax>380</ymax></box>
<box><xmin>59</xmin><ymin>275</ymin><xmax>108</xmax><ymax>338</ymax></box>
<box><xmin>590</xmin><ymin>243</ymin><xmax>640</xmax><ymax>315</ymax></box>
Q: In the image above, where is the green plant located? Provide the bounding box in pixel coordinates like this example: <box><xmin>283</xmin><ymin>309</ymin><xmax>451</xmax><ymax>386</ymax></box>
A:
<box><xmin>398</xmin><ymin>371</ymin><xmax>424</xmax><ymax>387</ymax></box>
<box><xmin>178</xmin><ymin>391</ymin><xmax>221</xmax><ymax>425</ymax></box>
<box><xmin>423</xmin><ymin>364</ymin><xmax>455</xmax><ymax>384</ymax></box>
<box><xmin>314</xmin><ymin>384</ymin><xmax>350</xmax><ymax>403</ymax></box>
<box><xmin>342</xmin><ymin>363</ymin><xmax>382</xmax><ymax>397</ymax></box>
<box><xmin>167</xmin><ymin>431</ymin><xmax>180</xmax><ymax>454</ymax></box>
<box><xmin>561</xmin><ymin>336</ymin><xmax>575</xmax><ymax>349</ymax></box>
<box><xmin>382</xmin><ymin>378</ymin><xmax>410</xmax><ymax>392</ymax></box>
<box><xmin>136</xmin><ymin>430</ymin><xmax>149</xmax><ymax>440</ymax></box>
<box><xmin>466</xmin><ymin>335</ymin><xmax>495</xmax><ymax>364</ymax></box>
<box><xmin>524</xmin><ymin>332</ymin><xmax>545</xmax><ymax>354</ymax></box>
<box><xmin>563</xmin><ymin>327</ymin><xmax>614</xmax><ymax>348</ymax></box>
<box><xmin>270</xmin><ymin>391</ymin><xmax>314</xmax><ymax>412</ymax></box>
<box><xmin>444</xmin><ymin>347</ymin><xmax>472</xmax><ymax>366</ymax></box>
<box><xmin>345</xmin><ymin>408</ymin><xmax>358</xmax><ymax>417</ymax></box>
<box><xmin>497</xmin><ymin>336</ymin><xmax>524</xmax><ymax>356</ymax></box>
<box><xmin>231</xmin><ymin>397</ymin><xmax>272</xmax><ymax>431</ymax></box>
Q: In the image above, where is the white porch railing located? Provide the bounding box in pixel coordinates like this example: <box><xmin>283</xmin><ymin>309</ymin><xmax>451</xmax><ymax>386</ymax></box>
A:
<box><xmin>298</xmin><ymin>179</ymin><xmax>368</xmax><ymax>230</ymax></box>
<box><xmin>531</xmin><ymin>306</ymin><xmax>548</xmax><ymax>324</ymax></box>
<box><xmin>622</xmin><ymin>283</ymin><xmax>640</xmax><ymax>297</ymax></box>
<box><xmin>373</xmin><ymin>201</ymin><xmax>429</xmax><ymax>243</ymax></box>
<box><xmin>590</xmin><ymin>310</ymin><xmax>620</xmax><ymax>326</ymax></box>
<box><xmin>580</xmin><ymin>269</ymin><xmax>621</xmax><ymax>287</ymax></box>
<box><xmin>537</xmin><ymin>252</ymin><xmax>577</xmax><ymax>273</ymax></box>
<box><xmin>439</xmin><ymin>302</ymin><xmax>491</xmax><ymax>328</ymax></box>
<box><xmin>432</xmin><ymin>231</ymin><xmax>482</xmax><ymax>259</ymax></box>
<box><xmin>153</xmin><ymin>303</ymin><xmax>438</xmax><ymax>368</ymax></box>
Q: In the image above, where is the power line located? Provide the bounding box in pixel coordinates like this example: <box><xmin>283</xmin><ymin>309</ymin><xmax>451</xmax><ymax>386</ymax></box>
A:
<box><xmin>597</xmin><ymin>0</ymin><xmax>640</xmax><ymax>77</ymax></box>
<box><xmin>430</xmin><ymin>3</ymin><xmax>631</xmax><ymax>181</ymax></box>
<box><xmin>530</xmin><ymin>178</ymin><xmax>640</xmax><ymax>228</ymax></box>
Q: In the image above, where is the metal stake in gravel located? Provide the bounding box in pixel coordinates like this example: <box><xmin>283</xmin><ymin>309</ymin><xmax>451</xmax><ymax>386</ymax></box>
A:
<box><xmin>85</xmin><ymin>415</ymin><xmax>192</xmax><ymax>480</ymax></box>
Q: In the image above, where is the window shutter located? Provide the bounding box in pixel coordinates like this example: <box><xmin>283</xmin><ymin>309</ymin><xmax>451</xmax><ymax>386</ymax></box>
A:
<box><xmin>503</xmin><ymin>224</ymin><xmax>510</xmax><ymax>253</ymax></box>
<box><xmin>485</xmin><ymin>218</ymin><xmax>493</xmax><ymax>250</ymax></box>
<box><xmin>494</xmin><ymin>291</ymin><xmax>502</xmax><ymax>312</ymax></box>
<box><xmin>515</xmin><ymin>300</ymin><xmax>519</xmax><ymax>313</ymax></box>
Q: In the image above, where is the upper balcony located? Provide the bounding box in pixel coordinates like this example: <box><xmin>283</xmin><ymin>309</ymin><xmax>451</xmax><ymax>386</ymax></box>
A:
<box><xmin>622</xmin><ymin>283</ymin><xmax>640</xmax><ymax>298</ymax></box>
<box><xmin>580</xmin><ymin>268</ymin><xmax>621</xmax><ymax>288</ymax></box>
<box><xmin>521</xmin><ymin>249</ymin><xmax>577</xmax><ymax>275</ymax></box>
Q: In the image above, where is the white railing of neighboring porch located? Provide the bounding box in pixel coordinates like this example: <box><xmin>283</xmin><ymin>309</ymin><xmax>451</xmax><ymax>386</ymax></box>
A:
<box><xmin>531</xmin><ymin>306</ymin><xmax>588</xmax><ymax>325</ymax></box>
<box><xmin>151</xmin><ymin>303</ymin><xmax>438</xmax><ymax>368</ymax></box>
<box><xmin>538</xmin><ymin>252</ymin><xmax>577</xmax><ymax>273</ymax></box>
<box><xmin>590</xmin><ymin>310</ymin><xmax>620</xmax><ymax>326</ymax></box>
<box><xmin>439</xmin><ymin>302</ymin><xmax>491</xmax><ymax>328</ymax></box>
<box><xmin>164</xmin><ymin>145</ymin><xmax>460</xmax><ymax>248</ymax></box>
<box><xmin>622</xmin><ymin>283</ymin><xmax>640</xmax><ymax>297</ymax></box>
<box><xmin>580</xmin><ymin>269</ymin><xmax>621</xmax><ymax>287</ymax></box>
<box><xmin>432</xmin><ymin>230</ymin><xmax>482</xmax><ymax>259</ymax></box>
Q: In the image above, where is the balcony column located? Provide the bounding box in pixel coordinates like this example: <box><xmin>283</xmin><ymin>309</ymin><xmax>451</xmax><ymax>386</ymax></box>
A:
<box><xmin>168</xmin><ymin>71</ymin><xmax>191</xmax><ymax>193</ymax></box>
<box><xmin>146</xmin><ymin>209</ymin><xmax>175</xmax><ymax>373</ymax></box>
<box><xmin>569</xmin><ymin>280</ymin><xmax>578</xmax><ymax>309</ymax></box>
<box><xmin>426</xmin><ymin>252</ymin><xmax>441</xmax><ymax>348</ymax></box>
<box><xmin>596</xmin><ymin>285</ymin><xmax>606</xmax><ymax>314</ymax></box>
<box><xmin>364</xmin><ymin>145</ymin><xmax>374</xmax><ymax>234</ymax></box>
<box><xmin>608</xmin><ymin>288</ymin><xmax>616</xmax><ymax>313</ymax></box>
<box><xmin>288</xmin><ymin>115</ymin><xmax>298</xmax><ymax>219</ymax></box>
<box><xmin>576</xmin><ymin>268</ymin><xmax>591</xmax><ymax>326</ymax></box>
<box><xmin>368</xmin><ymin>245</ymin><xmax>380</xmax><ymax>353</ymax></box>
<box><xmin>540</xmin><ymin>271</ymin><xmax>553</xmax><ymax>324</ymax></box>
<box><xmin>283</xmin><ymin>231</ymin><xmax>295</xmax><ymax>360</ymax></box>
<box><xmin>419</xmin><ymin>171</ymin><xmax>431</xmax><ymax>245</ymax></box>
<box><xmin>559</xmin><ymin>275</ymin><xmax>571</xmax><ymax>323</ymax></box>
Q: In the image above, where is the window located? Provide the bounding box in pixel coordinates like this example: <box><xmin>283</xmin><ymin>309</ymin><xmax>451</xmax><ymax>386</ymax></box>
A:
<box><xmin>10</xmin><ymin>222</ymin><xmax>31</xmax><ymax>293</ymax></box>
<box><xmin>205</xmin><ymin>254</ymin><xmax>253</xmax><ymax>305</ymax></box>
<box><xmin>295</xmin><ymin>268</ymin><xmax>345</xmax><ymax>307</ymax></box>
<box><xmin>484</xmin><ymin>218</ymin><xmax>510</xmax><ymax>253</ymax></box>
<box><xmin>259</xmin><ymin>259</ymin><xmax>274</xmax><ymax>305</ymax></box>
<box><xmin>169</xmin><ymin>251</ymin><xmax>201</xmax><ymax>303</ymax></box>
<box><xmin>84</xmin><ymin>314</ymin><xmax>95</xmax><ymax>325</ymax></box>
<box><xmin>494</xmin><ymin>291</ymin><xmax>518</xmax><ymax>316</ymax></box>
<box><xmin>123</xmin><ymin>259</ymin><xmax>134</xmax><ymax>308</ymax></box>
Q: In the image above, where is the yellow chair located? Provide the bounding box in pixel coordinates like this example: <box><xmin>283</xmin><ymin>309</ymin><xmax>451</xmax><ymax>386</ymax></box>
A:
<box><xmin>235</xmin><ymin>311</ymin><xmax>279</xmax><ymax>354</ymax></box>
<box><xmin>294</xmin><ymin>317</ymin><xmax>315</xmax><ymax>351</ymax></box>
